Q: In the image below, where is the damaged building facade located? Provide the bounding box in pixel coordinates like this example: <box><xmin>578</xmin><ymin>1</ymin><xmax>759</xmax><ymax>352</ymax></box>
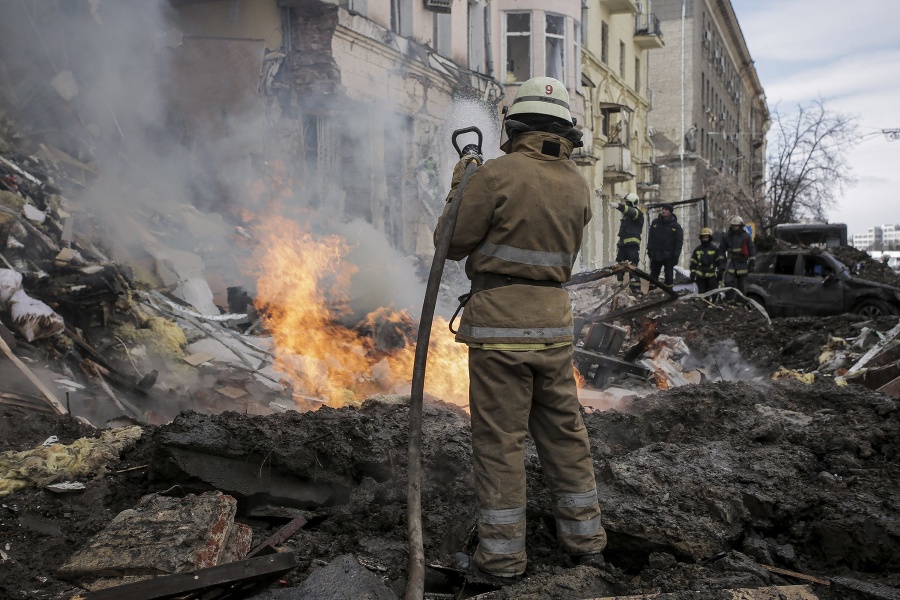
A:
<box><xmin>0</xmin><ymin>0</ymin><xmax>758</xmax><ymax>273</ymax></box>
<box><xmin>576</xmin><ymin>0</ymin><xmax>665</xmax><ymax>268</ymax></box>
<box><xmin>168</xmin><ymin>0</ymin><xmax>503</xmax><ymax>256</ymax></box>
<box><xmin>163</xmin><ymin>0</ymin><xmax>671</xmax><ymax>269</ymax></box>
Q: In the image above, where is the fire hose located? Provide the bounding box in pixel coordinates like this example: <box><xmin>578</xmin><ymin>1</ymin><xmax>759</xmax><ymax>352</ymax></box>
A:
<box><xmin>405</xmin><ymin>126</ymin><xmax>483</xmax><ymax>600</ymax></box>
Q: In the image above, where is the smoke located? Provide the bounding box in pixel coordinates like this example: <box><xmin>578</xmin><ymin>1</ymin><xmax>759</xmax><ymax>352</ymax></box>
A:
<box><xmin>333</xmin><ymin>218</ymin><xmax>426</xmax><ymax>320</ymax></box>
<box><xmin>0</xmin><ymin>2</ymin><xmax>510</xmax><ymax>416</ymax></box>
<box><xmin>683</xmin><ymin>338</ymin><xmax>761</xmax><ymax>382</ymax></box>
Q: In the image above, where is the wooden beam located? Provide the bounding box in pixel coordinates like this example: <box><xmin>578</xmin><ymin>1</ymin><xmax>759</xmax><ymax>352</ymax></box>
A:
<box><xmin>763</xmin><ymin>565</ymin><xmax>831</xmax><ymax>586</ymax></box>
<box><xmin>84</xmin><ymin>553</ymin><xmax>297</xmax><ymax>600</ymax></box>
<box><xmin>0</xmin><ymin>335</ymin><xmax>67</xmax><ymax>415</ymax></box>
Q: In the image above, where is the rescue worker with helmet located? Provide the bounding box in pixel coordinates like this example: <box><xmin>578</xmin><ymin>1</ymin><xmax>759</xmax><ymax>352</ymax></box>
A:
<box><xmin>689</xmin><ymin>227</ymin><xmax>721</xmax><ymax>294</ymax></box>
<box><xmin>646</xmin><ymin>203</ymin><xmax>684</xmax><ymax>286</ymax></box>
<box><xmin>611</xmin><ymin>192</ymin><xmax>644</xmax><ymax>292</ymax></box>
<box><xmin>435</xmin><ymin>76</ymin><xmax>606</xmax><ymax>585</ymax></box>
<box><xmin>719</xmin><ymin>215</ymin><xmax>756</xmax><ymax>296</ymax></box>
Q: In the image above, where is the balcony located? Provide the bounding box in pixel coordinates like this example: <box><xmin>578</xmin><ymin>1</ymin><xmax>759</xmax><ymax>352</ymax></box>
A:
<box><xmin>751</xmin><ymin>163</ymin><xmax>765</xmax><ymax>181</ymax></box>
<box><xmin>603</xmin><ymin>144</ymin><xmax>634</xmax><ymax>183</ymax></box>
<box><xmin>572</xmin><ymin>127</ymin><xmax>597</xmax><ymax>166</ymax></box>
<box><xmin>634</xmin><ymin>13</ymin><xmax>664</xmax><ymax>49</ymax></box>
<box><xmin>604</xmin><ymin>0</ymin><xmax>639</xmax><ymax>15</ymax></box>
<box><xmin>423</xmin><ymin>0</ymin><xmax>451</xmax><ymax>13</ymax></box>
<box><xmin>636</xmin><ymin>162</ymin><xmax>660</xmax><ymax>189</ymax></box>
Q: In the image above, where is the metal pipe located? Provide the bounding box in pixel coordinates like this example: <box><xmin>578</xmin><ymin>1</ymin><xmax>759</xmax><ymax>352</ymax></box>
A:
<box><xmin>484</xmin><ymin>0</ymin><xmax>494</xmax><ymax>77</ymax></box>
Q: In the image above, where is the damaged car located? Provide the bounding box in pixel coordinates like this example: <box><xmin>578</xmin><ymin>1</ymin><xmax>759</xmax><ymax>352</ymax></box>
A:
<box><xmin>746</xmin><ymin>249</ymin><xmax>900</xmax><ymax>318</ymax></box>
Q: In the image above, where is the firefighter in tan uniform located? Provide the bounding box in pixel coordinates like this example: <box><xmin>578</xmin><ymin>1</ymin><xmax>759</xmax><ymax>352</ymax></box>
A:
<box><xmin>436</xmin><ymin>77</ymin><xmax>607</xmax><ymax>585</ymax></box>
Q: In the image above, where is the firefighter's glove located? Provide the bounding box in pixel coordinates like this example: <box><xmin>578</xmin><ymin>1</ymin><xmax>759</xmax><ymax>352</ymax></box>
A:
<box><xmin>610</xmin><ymin>202</ymin><xmax>621</xmax><ymax>210</ymax></box>
<box><xmin>748</xmin><ymin>258</ymin><xmax>756</xmax><ymax>272</ymax></box>
<box><xmin>448</xmin><ymin>153</ymin><xmax>484</xmax><ymax>198</ymax></box>
<box><xmin>690</xmin><ymin>272</ymin><xmax>697</xmax><ymax>282</ymax></box>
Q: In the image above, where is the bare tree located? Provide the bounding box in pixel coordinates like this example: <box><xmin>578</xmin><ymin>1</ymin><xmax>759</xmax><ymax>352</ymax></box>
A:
<box><xmin>765</xmin><ymin>99</ymin><xmax>860</xmax><ymax>233</ymax></box>
<box><xmin>704</xmin><ymin>166</ymin><xmax>767</xmax><ymax>231</ymax></box>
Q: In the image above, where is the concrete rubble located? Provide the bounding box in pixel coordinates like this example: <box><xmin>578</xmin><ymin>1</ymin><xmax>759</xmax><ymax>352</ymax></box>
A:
<box><xmin>59</xmin><ymin>491</ymin><xmax>252</xmax><ymax>590</ymax></box>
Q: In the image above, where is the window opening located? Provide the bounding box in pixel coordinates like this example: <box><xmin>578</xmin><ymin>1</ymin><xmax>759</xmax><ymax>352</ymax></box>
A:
<box><xmin>505</xmin><ymin>12</ymin><xmax>531</xmax><ymax>83</ymax></box>
<box><xmin>545</xmin><ymin>14</ymin><xmax>566</xmax><ymax>83</ymax></box>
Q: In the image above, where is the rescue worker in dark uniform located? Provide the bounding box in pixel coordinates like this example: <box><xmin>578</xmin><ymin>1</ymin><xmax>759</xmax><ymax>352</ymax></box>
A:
<box><xmin>646</xmin><ymin>203</ymin><xmax>683</xmax><ymax>286</ymax></box>
<box><xmin>719</xmin><ymin>215</ymin><xmax>756</xmax><ymax>296</ymax></box>
<box><xmin>612</xmin><ymin>192</ymin><xmax>644</xmax><ymax>292</ymax></box>
<box><xmin>689</xmin><ymin>227</ymin><xmax>721</xmax><ymax>294</ymax></box>
<box><xmin>436</xmin><ymin>76</ymin><xmax>606</xmax><ymax>585</ymax></box>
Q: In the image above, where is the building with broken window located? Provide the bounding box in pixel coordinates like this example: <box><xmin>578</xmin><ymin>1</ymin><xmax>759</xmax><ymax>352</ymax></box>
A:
<box><xmin>0</xmin><ymin>0</ymin><xmax>672</xmax><ymax>274</ymax></box>
<box><xmin>0</xmin><ymin>0</ymin><xmax>503</xmax><ymax>264</ymax></box>
<box><xmin>168</xmin><ymin>0</ymin><xmax>503</xmax><ymax>257</ymax></box>
<box><xmin>648</xmin><ymin>0</ymin><xmax>769</xmax><ymax>261</ymax></box>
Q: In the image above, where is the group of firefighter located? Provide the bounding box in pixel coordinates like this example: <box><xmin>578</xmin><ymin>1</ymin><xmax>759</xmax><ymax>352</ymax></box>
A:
<box><xmin>612</xmin><ymin>194</ymin><xmax>757</xmax><ymax>297</ymax></box>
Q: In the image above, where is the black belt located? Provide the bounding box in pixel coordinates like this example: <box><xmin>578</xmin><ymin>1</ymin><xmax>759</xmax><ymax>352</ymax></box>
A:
<box><xmin>449</xmin><ymin>273</ymin><xmax>562</xmax><ymax>334</ymax></box>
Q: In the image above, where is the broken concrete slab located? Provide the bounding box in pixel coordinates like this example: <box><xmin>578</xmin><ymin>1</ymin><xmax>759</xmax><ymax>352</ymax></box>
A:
<box><xmin>157</xmin><ymin>446</ymin><xmax>338</xmax><ymax>508</ymax></box>
<box><xmin>58</xmin><ymin>491</ymin><xmax>249</xmax><ymax>580</ymax></box>
<box><xmin>174</xmin><ymin>277</ymin><xmax>221</xmax><ymax>316</ymax></box>
<box><xmin>22</xmin><ymin>204</ymin><xmax>45</xmax><ymax>223</ymax></box>
<box><xmin>183</xmin><ymin>351</ymin><xmax>216</xmax><ymax>366</ymax></box>
<box><xmin>185</xmin><ymin>336</ymin><xmax>265</xmax><ymax>371</ymax></box>
<box><xmin>49</xmin><ymin>70</ymin><xmax>79</xmax><ymax>101</ymax></box>
<box><xmin>248</xmin><ymin>554</ymin><xmax>398</xmax><ymax>600</ymax></box>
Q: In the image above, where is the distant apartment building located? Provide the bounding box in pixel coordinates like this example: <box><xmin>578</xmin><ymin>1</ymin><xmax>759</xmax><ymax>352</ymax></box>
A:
<box><xmin>885</xmin><ymin>225</ymin><xmax>900</xmax><ymax>249</ymax></box>
<box><xmin>853</xmin><ymin>225</ymin><xmax>900</xmax><ymax>250</ymax></box>
<box><xmin>647</xmin><ymin>0</ymin><xmax>769</xmax><ymax>261</ymax></box>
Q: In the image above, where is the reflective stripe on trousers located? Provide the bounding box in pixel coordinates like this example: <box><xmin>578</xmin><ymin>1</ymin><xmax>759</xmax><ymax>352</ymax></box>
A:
<box><xmin>554</xmin><ymin>489</ymin><xmax>605</xmax><ymax>550</ymax></box>
<box><xmin>477</xmin><ymin>506</ymin><xmax>527</xmax><ymax>555</ymax></box>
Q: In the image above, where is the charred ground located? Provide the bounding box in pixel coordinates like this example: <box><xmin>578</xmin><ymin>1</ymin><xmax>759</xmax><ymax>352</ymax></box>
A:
<box><xmin>2</xmin><ymin>367</ymin><xmax>898</xmax><ymax>599</ymax></box>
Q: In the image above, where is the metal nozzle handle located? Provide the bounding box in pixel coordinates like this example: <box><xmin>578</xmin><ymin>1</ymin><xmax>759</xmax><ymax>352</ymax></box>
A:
<box><xmin>452</xmin><ymin>126</ymin><xmax>483</xmax><ymax>158</ymax></box>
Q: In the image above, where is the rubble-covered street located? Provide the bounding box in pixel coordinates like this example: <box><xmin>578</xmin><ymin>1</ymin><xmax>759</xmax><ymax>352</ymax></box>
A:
<box><xmin>1</xmin><ymin>1</ymin><xmax>899</xmax><ymax>600</ymax></box>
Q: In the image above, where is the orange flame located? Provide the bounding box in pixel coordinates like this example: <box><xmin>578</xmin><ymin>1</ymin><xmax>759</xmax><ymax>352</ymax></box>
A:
<box><xmin>253</xmin><ymin>214</ymin><xmax>469</xmax><ymax>410</ymax></box>
<box><xmin>574</xmin><ymin>367</ymin><xmax>586</xmax><ymax>388</ymax></box>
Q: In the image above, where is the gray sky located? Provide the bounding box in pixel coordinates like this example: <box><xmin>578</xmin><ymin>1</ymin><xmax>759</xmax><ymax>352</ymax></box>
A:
<box><xmin>730</xmin><ymin>0</ymin><xmax>900</xmax><ymax>236</ymax></box>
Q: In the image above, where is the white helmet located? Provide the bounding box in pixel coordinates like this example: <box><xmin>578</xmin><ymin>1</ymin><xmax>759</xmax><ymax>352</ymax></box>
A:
<box><xmin>729</xmin><ymin>216</ymin><xmax>744</xmax><ymax>226</ymax></box>
<box><xmin>506</xmin><ymin>77</ymin><xmax>572</xmax><ymax>124</ymax></box>
<box><xmin>624</xmin><ymin>193</ymin><xmax>639</xmax><ymax>205</ymax></box>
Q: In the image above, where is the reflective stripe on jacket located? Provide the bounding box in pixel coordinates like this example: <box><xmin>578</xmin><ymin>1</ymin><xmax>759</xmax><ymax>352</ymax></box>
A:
<box><xmin>435</xmin><ymin>131</ymin><xmax>591</xmax><ymax>345</ymax></box>
<box><xmin>616</xmin><ymin>204</ymin><xmax>644</xmax><ymax>246</ymax></box>
<box><xmin>690</xmin><ymin>242</ymin><xmax>721</xmax><ymax>278</ymax></box>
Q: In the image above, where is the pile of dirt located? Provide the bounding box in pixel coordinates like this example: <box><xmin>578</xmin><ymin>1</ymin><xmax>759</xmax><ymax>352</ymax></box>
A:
<box><xmin>641</xmin><ymin>296</ymin><xmax>897</xmax><ymax>374</ymax></box>
<box><xmin>830</xmin><ymin>246</ymin><xmax>900</xmax><ymax>288</ymax></box>
<box><xmin>2</xmin><ymin>379</ymin><xmax>897</xmax><ymax>599</ymax></box>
